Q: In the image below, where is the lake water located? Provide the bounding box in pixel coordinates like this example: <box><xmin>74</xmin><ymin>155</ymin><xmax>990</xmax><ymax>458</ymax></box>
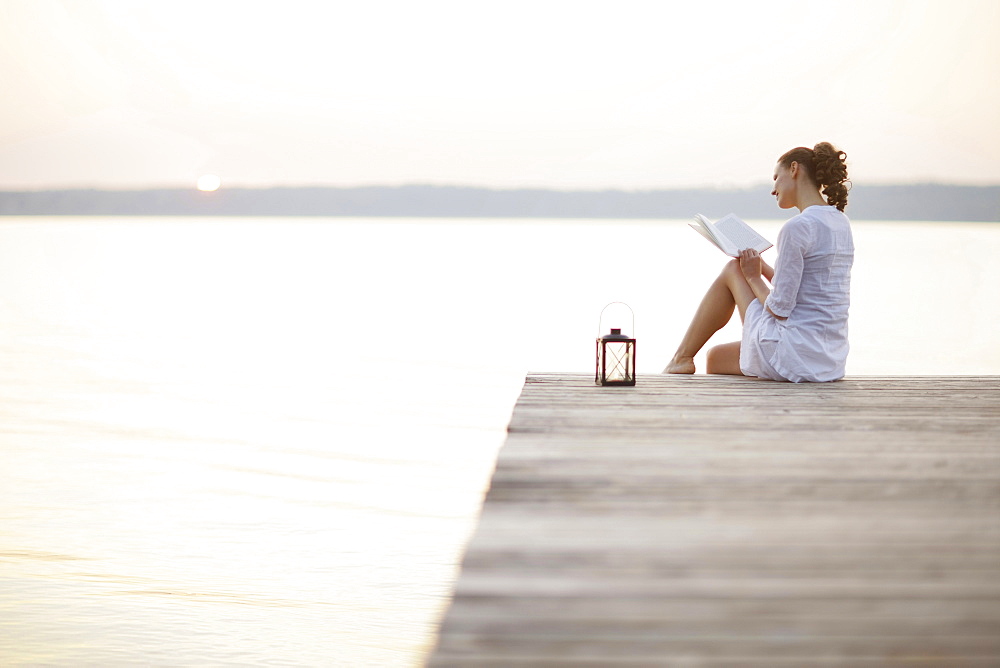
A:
<box><xmin>2</xmin><ymin>216</ymin><xmax>999</xmax><ymax>666</ymax></box>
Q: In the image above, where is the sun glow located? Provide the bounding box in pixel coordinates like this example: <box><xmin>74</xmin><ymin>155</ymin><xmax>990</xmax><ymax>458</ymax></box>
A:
<box><xmin>196</xmin><ymin>174</ymin><xmax>221</xmax><ymax>192</ymax></box>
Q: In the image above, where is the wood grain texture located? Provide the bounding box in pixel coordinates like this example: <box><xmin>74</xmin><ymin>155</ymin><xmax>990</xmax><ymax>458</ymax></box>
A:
<box><xmin>429</xmin><ymin>374</ymin><xmax>1000</xmax><ymax>667</ymax></box>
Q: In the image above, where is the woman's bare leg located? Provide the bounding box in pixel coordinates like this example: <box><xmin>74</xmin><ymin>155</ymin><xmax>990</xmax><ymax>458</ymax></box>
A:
<box><xmin>663</xmin><ymin>260</ymin><xmax>758</xmax><ymax>374</ymax></box>
<box><xmin>706</xmin><ymin>341</ymin><xmax>743</xmax><ymax>375</ymax></box>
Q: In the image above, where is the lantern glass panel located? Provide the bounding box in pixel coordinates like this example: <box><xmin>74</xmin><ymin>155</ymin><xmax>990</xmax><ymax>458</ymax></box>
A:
<box><xmin>604</xmin><ymin>341</ymin><xmax>632</xmax><ymax>383</ymax></box>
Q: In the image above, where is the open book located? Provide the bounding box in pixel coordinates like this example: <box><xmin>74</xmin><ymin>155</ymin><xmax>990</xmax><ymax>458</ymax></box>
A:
<box><xmin>689</xmin><ymin>213</ymin><xmax>772</xmax><ymax>257</ymax></box>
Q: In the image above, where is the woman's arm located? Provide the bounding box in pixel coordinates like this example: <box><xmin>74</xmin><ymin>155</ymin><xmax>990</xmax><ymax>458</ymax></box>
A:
<box><xmin>764</xmin><ymin>219</ymin><xmax>811</xmax><ymax>321</ymax></box>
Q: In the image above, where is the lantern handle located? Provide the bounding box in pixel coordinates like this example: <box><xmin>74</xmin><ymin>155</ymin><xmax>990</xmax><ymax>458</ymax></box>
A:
<box><xmin>597</xmin><ymin>302</ymin><xmax>635</xmax><ymax>337</ymax></box>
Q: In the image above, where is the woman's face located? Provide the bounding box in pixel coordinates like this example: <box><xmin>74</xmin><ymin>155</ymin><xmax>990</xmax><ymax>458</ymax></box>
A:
<box><xmin>771</xmin><ymin>162</ymin><xmax>797</xmax><ymax>210</ymax></box>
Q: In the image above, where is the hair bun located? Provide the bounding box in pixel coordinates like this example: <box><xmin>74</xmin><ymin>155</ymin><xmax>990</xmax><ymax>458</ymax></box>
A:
<box><xmin>812</xmin><ymin>142</ymin><xmax>849</xmax><ymax>211</ymax></box>
<box><xmin>813</xmin><ymin>142</ymin><xmax>846</xmax><ymax>164</ymax></box>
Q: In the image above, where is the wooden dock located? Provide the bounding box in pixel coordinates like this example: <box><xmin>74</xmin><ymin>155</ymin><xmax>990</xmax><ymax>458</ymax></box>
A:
<box><xmin>429</xmin><ymin>374</ymin><xmax>1000</xmax><ymax>667</ymax></box>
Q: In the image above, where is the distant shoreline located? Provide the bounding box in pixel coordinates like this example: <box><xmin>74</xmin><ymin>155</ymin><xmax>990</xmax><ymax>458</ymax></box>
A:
<box><xmin>1</xmin><ymin>183</ymin><xmax>997</xmax><ymax>222</ymax></box>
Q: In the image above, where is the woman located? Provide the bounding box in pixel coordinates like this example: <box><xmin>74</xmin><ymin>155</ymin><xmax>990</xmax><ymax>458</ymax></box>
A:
<box><xmin>663</xmin><ymin>142</ymin><xmax>853</xmax><ymax>382</ymax></box>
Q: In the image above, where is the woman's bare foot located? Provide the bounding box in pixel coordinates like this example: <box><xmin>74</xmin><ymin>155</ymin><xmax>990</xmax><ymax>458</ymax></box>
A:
<box><xmin>663</xmin><ymin>356</ymin><xmax>696</xmax><ymax>374</ymax></box>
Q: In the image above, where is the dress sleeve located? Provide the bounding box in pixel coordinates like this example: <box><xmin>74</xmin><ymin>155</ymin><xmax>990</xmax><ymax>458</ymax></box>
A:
<box><xmin>764</xmin><ymin>218</ymin><xmax>811</xmax><ymax>318</ymax></box>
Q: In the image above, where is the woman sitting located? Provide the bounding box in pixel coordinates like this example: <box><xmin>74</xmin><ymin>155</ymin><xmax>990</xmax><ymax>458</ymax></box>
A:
<box><xmin>664</xmin><ymin>142</ymin><xmax>853</xmax><ymax>382</ymax></box>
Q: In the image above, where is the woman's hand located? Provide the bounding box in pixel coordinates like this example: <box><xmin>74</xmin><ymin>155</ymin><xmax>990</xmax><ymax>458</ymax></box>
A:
<box><xmin>739</xmin><ymin>248</ymin><xmax>763</xmax><ymax>282</ymax></box>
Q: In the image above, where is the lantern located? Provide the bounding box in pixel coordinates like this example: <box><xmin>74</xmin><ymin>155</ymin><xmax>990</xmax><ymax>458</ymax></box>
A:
<box><xmin>595</xmin><ymin>303</ymin><xmax>636</xmax><ymax>386</ymax></box>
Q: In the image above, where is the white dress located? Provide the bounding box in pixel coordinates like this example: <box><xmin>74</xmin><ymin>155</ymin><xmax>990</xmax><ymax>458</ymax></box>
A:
<box><xmin>740</xmin><ymin>205</ymin><xmax>854</xmax><ymax>382</ymax></box>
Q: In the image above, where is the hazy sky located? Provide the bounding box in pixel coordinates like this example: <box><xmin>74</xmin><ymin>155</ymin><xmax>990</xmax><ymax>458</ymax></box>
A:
<box><xmin>1</xmin><ymin>0</ymin><xmax>998</xmax><ymax>190</ymax></box>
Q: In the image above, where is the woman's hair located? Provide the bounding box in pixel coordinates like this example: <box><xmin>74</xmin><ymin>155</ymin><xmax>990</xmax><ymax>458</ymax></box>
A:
<box><xmin>778</xmin><ymin>142</ymin><xmax>850</xmax><ymax>211</ymax></box>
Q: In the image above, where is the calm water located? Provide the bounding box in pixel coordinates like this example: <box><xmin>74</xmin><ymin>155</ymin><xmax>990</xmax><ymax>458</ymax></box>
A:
<box><xmin>2</xmin><ymin>217</ymin><xmax>999</xmax><ymax>666</ymax></box>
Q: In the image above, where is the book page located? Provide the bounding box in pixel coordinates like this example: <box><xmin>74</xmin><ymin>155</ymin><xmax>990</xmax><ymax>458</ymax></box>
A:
<box><xmin>688</xmin><ymin>222</ymin><xmax>721</xmax><ymax>250</ymax></box>
<box><xmin>692</xmin><ymin>214</ymin><xmax>726</xmax><ymax>251</ymax></box>
<box><xmin>714</xmin><ymin>214</ymin><xmax>772</xmax><ymax>253</ymax></box>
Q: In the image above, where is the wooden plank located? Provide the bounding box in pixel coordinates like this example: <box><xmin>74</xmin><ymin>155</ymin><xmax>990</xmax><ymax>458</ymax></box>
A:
<box><xmin>429</xmin><ymin>375</ymin><xmax>1000</xmax><ymax>666</ymax></box>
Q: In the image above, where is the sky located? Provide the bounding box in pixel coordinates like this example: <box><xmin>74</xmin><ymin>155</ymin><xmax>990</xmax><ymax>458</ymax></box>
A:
<box><xmin>0</xmin><ymin>0</ymin><xmax>998</xmax><ymax>191</ymax></box>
